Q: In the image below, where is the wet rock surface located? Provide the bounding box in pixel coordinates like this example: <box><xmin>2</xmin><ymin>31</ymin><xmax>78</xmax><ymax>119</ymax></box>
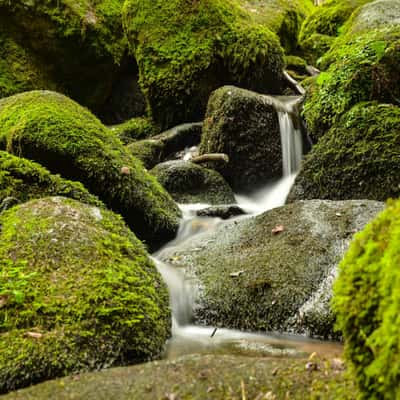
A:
<box><xmin>160</xmin><ymin>200</ymin><xmax>384</xmax><ymax>338</ymax></box>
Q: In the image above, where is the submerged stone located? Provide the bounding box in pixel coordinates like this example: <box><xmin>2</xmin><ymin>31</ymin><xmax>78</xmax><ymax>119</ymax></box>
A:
<box><xmin>0</xmin><ymin>197</ymin><xmax>171</xmax><ymax>394</ymax></box>
<box><xmin>160</xmin><ymin>200</ymin><xmax>384</xmax><ymax>338</ymax></box>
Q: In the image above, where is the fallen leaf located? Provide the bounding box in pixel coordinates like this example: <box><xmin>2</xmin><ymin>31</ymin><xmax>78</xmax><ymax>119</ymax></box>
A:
<box><xmin>207</xmin><ymin>387</ymin><xmax>214</xmax><ymax>393</ymax></box>
<box><xmin>164</xmin><ymin>393</ymin><xmax>178</xmax><ymax>400</ymax></box>
<box><xmin>230</xmin><ymin>270</ymin><xmax>244</xmax><ymax>277</ymax></box>
<box><xmin>0</xmin><ymin>295</ymin><xmax>8</xmax><ymax>308</ymax></box>
<box><xmin>25</xmin><ymin>332</ymin><xmax>43</xmax><ymax>339</ymax></box>
<box><xmin>331</xmin><ymin>358</ymin><xmax>345</xmax><ymax>371</ymax></box>
<box><xmin>271</xmin><ymin>225</ymin><xmax>284</xmax><ymax>234</ymax></box>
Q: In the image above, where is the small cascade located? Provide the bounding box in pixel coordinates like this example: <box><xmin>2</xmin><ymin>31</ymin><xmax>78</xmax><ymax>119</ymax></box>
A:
<box><xmin>276</xmin><ymin>97</ymin><xmax>303</xmax><ymax>176</ymax></box>
<box><xmin>235</xmin><ymin>95</ymin><xmax>304</xmax><ymax>213</ymax></box>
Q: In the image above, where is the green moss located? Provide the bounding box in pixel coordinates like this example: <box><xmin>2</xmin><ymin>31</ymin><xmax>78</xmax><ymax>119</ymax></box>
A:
<box><xmin>0</xmin><ymin>90</ymin><xmax>181</xmax><ymax>248</ymax></box>
<box><xmin>122</xmin><ymin>0</ymin><xmax>284</xmax><ymax>129</ymax></box>
<box><xmin>0</xmin><ymin>197</ymin><xmax>171</xmax><ymax>393</ymax></box>
<box><xmin>0</xmin><ymin>0</ymin><xmax>127</xmax><ymax>113</ymax></box>
<box><xmin>298</xmin><ymin>0</ymin><xmax>373</xmax><ymax>63</ymax></box>
<box><xmin>238</xmin><ymin>0</ymin><xmax>314</xmax><ymax>53</ymax></box>
<box><xmin>199</xmin><ymin>86</ymin><xmax>282</xmax><ymax>191</ymax></box>
<box><xmin>332</xmin><ymin>199</ymin><xmax>400</xmax><ymax>398</ymax></box>
<box><xmin>127</xmin><ymin>140</ymin><xmax>164</xmax><ymax>170</ymax></box>
<box><xmin>110</xmin><ymin>117</ymin><xmax>158</xmax><ymax>145</ymax></box>
<box><xmin>303</xmin><ymin>27</ymin><xmax>400</xmax><ymax>142</ymax></box>
<box><xmin>150</xmin><ymin>160</ymin><xmax>236</xmax><ymax>205</ymax></box>
<box><xmin>0</xmin><ymin>151</ymin><xmax>102</xmax><ymax>207</ymax></box>
<box><xmin>288</xmin><ymin>102</ymin><xmax>400</xmax><ymax>202</ymax></box>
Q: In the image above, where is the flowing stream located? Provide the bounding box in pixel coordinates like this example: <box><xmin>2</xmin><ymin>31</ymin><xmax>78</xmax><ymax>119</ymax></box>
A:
<box><xmin>153</xmin><ymin>96</ymin><xmax>343</xmax><ymax>359</ymax></box>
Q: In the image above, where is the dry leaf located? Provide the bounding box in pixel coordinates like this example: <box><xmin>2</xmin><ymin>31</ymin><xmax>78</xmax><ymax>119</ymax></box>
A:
<box><xmin>230</xmin><ymin>270</ymin><xmax>244</xmax><ymax>277</ymax></box>
<box><xmin>0</xmin><ymin>295</ymin><xmax>8</xmax><ymax>308</ymax></box>
<box><xmin>120</xmin><ymin>166</ymin><xmax>130</xmax><ymax>175</ymax></box>
<box><xmin>271</xmin><ymin>225</ymin><xmax>284</xmax><ymax>234</ymax></box>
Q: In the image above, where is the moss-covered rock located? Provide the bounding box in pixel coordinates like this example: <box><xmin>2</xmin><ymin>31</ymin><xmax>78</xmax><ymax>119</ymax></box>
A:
<box><xmin>288</xmin><ymin>102</ymin><xmax>400</xmax><ymax>202</ymax></box>
<box><xmin>127</xmin><ymin>122</ymin><xmax>203</xmax><ymax>169</ymax></box>
<box><xmin>342</xmin><ymin>0</ymin><xmax>400</xmax><ymax>37</ymax></box>
<box><xmin>110</xmin><ymin>117</ymin><xmax>158</xmax><ymax>145</ymax></box>
<box><xmin>0</xmin><ymin>197</ymin><xmax>171</xmax><ymax>393</ymax></box>
<box><xmin>0</xmin><ymin>354</ymin><xmax>356</xmax><ymax>400</ymax></box>
<box><xmin>239</xmin><ymin>0</ymin><xmax>315</xmax><ymax>54</ymax></box>
<box><xmin>122</xmin><ymin>0</ymin><xmax>285</xmax><ymax>130</ymax></box>
<box><xmin>160</xmin><ymin>200</ymin><xmax>383</xmax><ymax>338</ymax></box>
<box><xmin>0</xmin><ymin>151</ymin><xmax>102</xmax><ymax>207</ymax></box>
<box><xmin>0</xmin><ymin>91</ymin><xmax>181</xmax><ymax>248</ymax></box>
<box><xmin>199</xmin><ymin>86</ymin><xmax>282</xmax><ymax>191</ymax></box>
<box><xmin>332</xmin><ymin>199</ymin><xmax>400</xmax><ymax>399</ymax></box>
<box><xmin>298</xmin><ymin>0</ymin><xmax>373</xmax><ymax>64</ymax></box>
<box><xmin>0</xmin><ymin>0</ymin><xmax>130</xmax><ymax>120</ymax></box>
<box><xmin>284</xmin><ymin>55</ymin><xmax>309</xmax><ymax>80</ymax></box>
<box><xmin>151</xmin><ymin>160</ymin><xmax>236</xmax><ymax>205</ymax></box>
<box><xmin>303</xmin><ymin>27</ymin><xmax>400</xmax><ymax>141</ymax></box>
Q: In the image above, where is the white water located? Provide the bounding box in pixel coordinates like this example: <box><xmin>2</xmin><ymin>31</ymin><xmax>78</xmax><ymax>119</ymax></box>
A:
<box><xmin>153</xmin><ymin>96</ymin><xmax>341</xmax><ymax>358</ymax></box>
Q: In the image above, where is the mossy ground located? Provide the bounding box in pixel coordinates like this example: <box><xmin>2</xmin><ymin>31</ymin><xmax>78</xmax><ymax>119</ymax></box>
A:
<box><xmin>123</xmin><ymin>0</ymin><xmax>284</xmax><ymax>129</ymax></box>
<box><xmin>0</xmin><ymin>151</ymin><xmax>102</xmax><ymax>207</ymax></box>
<box><xmin>0</xmin><ymin>90</ymin><xmax>181</xmax><ymax>248</ymax></box>
<box><xmin>0</xmin><ymin>197</ymin><xmax>171</xmax><ymax>393</ymax></box>
<box><xmin>333</xmin><ymin>199</ymin><xmax>400</xmax><ymax>398</ymax></box>
<box><xmin>1</xmin><ymin>354</ymin><xmax>356</xmax><ymax>400</ymax></box>
<box><xmin>289</xmin><ymin>102</ymin><xmax>400</xmax><ymax>202</ymax></box>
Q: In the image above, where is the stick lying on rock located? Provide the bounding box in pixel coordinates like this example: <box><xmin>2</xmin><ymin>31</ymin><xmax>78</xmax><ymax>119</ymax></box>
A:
<box><xmin>191</xmin><ymin>153</ymin><xmax>229</xmax><ymax>164</ymax></box>
<box><xmin>283</xmin><ymin>70</ymin><xmax>306</xmax><ymax>96</ymax></box>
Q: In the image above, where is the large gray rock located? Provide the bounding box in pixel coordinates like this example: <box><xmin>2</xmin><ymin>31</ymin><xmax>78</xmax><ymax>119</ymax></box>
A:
<box><xmin>151</xmin><ymin>160</ymin><xmax>236</xmax><ymax>205</ymax></box>
<box><xmin>199</xmin><ymin>86</ymin><xmax>283</xmax><ymax>191</ymax></box>
<box><xmin>160</xmin><ymin>200</ymin><xmax>384</xmax><ymax>338</ymax></box>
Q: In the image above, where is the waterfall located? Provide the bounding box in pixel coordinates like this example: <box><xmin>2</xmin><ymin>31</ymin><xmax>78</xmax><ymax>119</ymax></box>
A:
<box><xmin>235</xmin><ymin>95</ymin><xmax>304</xmax><ymax>214</ymax></box>
<box><xmin>277</xmin><ymin>97</ymin><xmax>303</xmax><ymax>176</ymax></box>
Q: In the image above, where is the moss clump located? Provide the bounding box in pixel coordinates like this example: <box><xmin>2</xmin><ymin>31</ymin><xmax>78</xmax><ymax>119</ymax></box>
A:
<box><xmin>332</xmin><ymin>199</ymin><xmax>400</xmax><ymax>398</ymax></box>
<box><xmin>150</xmin><ymin>160</ymin><xmax>236</xmax><ymax>205</ymax></box>
<box><xmin>298</xmin><ymin>0</ymin><xmax>373</xmax><ymax>64</ymax></box>
<box><xmin>0</xmin><ymin>0</ymin><xmax>127</xmax><ymax>114</ymax></box>
<box><xmin>0</xmin><ymin>151</ymin><xmax>102</xmax><ymax>207</ymax></box>
<box><xmin>127</xmin><ymin>140</ymin><xmax>164</xmax><ymax>170</ymax></box>
<box><xmin>288</xmin><ymin>102</ymin><xmax>400</xmax><ymax>202</ymax></box>
<box><xmin>122</xmin><ymin>0</ymin><xmax>284</xmax><ymax>130</ymax></box>
<box><xmin>303</xmin><ymin>27</ymin><xmax>400</xmax><ymax>142</ymax></box>
<box><xmin>199</xmin><ymin>86</ymin><xmax>282</xmax><ymax>191</ymax></box>
<box><xmin>238</xmin><ymin>0</ymin><xmax>315</xmax><ymax>54</ymax></box>
<box><xmin>110</xmin><ymin>117</ymin><xmax>158</xmax><ymax>145</ymax></box>
<box><xmin>0</xmin><ymin>197</ymin><xmax>171</xmax><ymax>393</ymax></box>
<box><xmin>0</xmin><ymin>90</ymin><xmax>181</xmax><ymax>248</ymax></box>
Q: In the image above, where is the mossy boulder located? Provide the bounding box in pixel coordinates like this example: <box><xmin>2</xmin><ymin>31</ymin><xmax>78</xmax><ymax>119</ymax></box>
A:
<box><xmin>122</xmin><ymin>0</ymin><xmax>285</xmax><ymax>130</ymax></box>
<box><xmin>151</xmin><ymin>160</ymin><xmax>236</xmax><ymax>205</ymax></box>
<box><xmin>303</xmin><ymin>27</ymin><xmax>400</xmax><ymax>141</ymax></box>
<box><xmin>127</xmin><ymin>122</ymin><xmax>203</xmax><ymax>169</ymax></box>
<box><xmin>0</xmin><ymin>354</ymin><xmax>356</xmax><ymax>400</ymax></box>
<box><xmin>288</xmin><ymin>102</ymin><xmax>400</xmax><ymax>202</ymax></box>
<box><xmin>298</xmin><ymin>0</ymin><xmax>373</xmax><ymax>64</ymax></box>
<box><xmin>0</xmin><ymin>151</ymin><xmax>102</xmax><ymax>207</ymax></box>
<box><xmin>199</xmin><ymin>86</ymin><xmax>282</xmax><ymax>192</ymax></box>
<box><xmin>0</xmin><ymin>91</ymin><xmax>181</xmax><ymax>248</ymax></box>
<box><xmin>0</xmin><ymin>0</ymin><xmax>131</xmax><ymax>120</ymax></box>
<box><xmin>238</xmin><ymin>0</ymin><xmax>315</xmax><ymax>54</ymax></box>
<box><xmin>0</xmin><ymin>197</ymin><xmax>171</xmax><ymax>393</ymax></box>
<box><xmin>332</xmin><ymin>199</ymin><xmax>400</xmax><ymax>399</ymax></box>
<box><xmin>110</xmin><ymin>117</ymin><xmax>158</xmax><ymax>145</ymax></box>
<box><xmin>342</xmin><ymin>0</ymin><xmax>400</xmax><ymax>37</ymax></box>
<box><xmin>160</xmin><ymin>200</ymin><xmax>383</xmax><ymax>338</ymax></box>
